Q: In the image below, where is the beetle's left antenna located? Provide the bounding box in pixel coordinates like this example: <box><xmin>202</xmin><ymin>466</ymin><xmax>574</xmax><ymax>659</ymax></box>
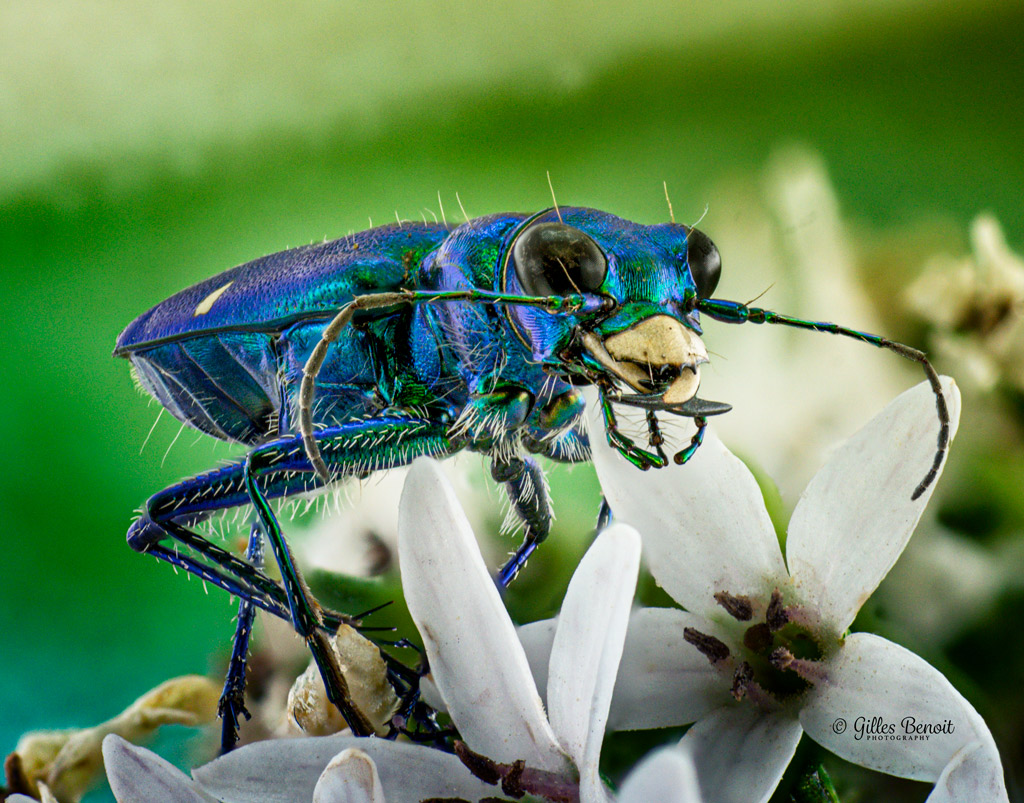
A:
<box><xmin>299</xmin><ymin>287</ymin><xmax>596</xmax><ymax>482</ymax></box>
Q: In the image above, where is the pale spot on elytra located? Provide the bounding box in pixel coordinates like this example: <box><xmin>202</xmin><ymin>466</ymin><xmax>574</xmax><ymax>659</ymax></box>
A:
<box><xmin>193</xmin><ymin>281</ymin><xmax>233</xmax><ymax>316</ymax></box>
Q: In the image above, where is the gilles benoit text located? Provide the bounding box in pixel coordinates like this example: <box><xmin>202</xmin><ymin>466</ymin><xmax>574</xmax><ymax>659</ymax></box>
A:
<box><xmin>852</xmin><ymin>716</ymin><xmax>956</xmax><ymax>741</ymax></box>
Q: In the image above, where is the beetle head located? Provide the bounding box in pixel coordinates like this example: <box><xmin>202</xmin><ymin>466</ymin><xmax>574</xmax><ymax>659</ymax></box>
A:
<box><xmin>501</xmin><ymin>207</ymin><xmax>721</xmax><ymax>409</ymax></box>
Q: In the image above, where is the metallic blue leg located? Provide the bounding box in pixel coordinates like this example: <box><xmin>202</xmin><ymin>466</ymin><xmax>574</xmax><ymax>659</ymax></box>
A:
<box><xmin>126</xmin><ymin>415</ymin><xmax>455</xmax><ymax>739</ymax></box>
<box><xmin>244</xmin><ymin>450</ymin><xmax>374</xmax><ymax>736</ymax></box>
<box><xmin>219</xmin><ymin>522</ymin><xmax>263</xmax><ymax>752</ymax></box>
<box><xmin>494</xmin><ymin>455</ymin><xmax>552</xmax><ymax>588</ymax></box>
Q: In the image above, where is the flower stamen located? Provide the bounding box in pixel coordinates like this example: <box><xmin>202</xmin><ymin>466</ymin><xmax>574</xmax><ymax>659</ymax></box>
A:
<box><xmin>731</xmin><ymin>661</ymin><xmax>754</xmax><ymax>700</ymax></box>
<box><xmin>683</xmin><ymin>627</ymin><xmax>731</xmax><ymax>664</ymax></box>
<box><xmin>765</xmin><ymin>588</ymin><xmax>789</xmax><ymax>632</ymax></box>
<box><xmin>714</xmin><ymin>590</ymin><xmax>754</xmax><ymax>621</ymax></box>
<box><xmin>453</xmin><ymin>741</ymin><xmax>580</xmax><ymax>803</ymax></box>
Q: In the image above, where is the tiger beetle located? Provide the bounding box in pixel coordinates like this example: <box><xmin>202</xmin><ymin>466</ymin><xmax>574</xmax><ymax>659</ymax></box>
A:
<box><xmin>114</xmin><ymin>206</ymin><xmax>948</xmax><ymax>749</ymax></box>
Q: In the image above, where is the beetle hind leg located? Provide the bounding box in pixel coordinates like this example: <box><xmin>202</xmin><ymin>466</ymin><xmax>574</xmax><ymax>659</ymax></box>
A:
<box><xmin>218</xmin><ymin>522</ymin><xmax>263</xmax><ymax>752</ymax></box>
<box><xmin>128</xmin><ymin>415</ymin><xmax>456</xmax><ymax>740</ymax></box>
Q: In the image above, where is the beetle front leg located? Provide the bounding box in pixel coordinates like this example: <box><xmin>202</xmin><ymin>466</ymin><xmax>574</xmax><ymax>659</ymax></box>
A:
<box><xmin>599</xmin><ymin>389</ymin><xmax>668</xmax><ymax>470</ymax></box>
<box><xmin>674</xmin><ymin>415</ymin><xmax>708</xmax><ymax>465</ymax></box>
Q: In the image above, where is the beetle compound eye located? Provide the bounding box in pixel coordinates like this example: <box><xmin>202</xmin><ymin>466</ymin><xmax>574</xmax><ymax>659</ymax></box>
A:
<box><xmin>513</xmin><ymin>221</ymin><xmax>608</xmax><ymax>297</ymax></box>
<box><xmin>686</xmin><ymin>228</ymin><xmax>721</xmax><ymax>298</ymax></box>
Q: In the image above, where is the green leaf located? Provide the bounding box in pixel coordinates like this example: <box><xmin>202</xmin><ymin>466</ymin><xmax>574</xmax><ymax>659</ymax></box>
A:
<box><xmin>790</xmin><ymin>764</ymin><xmax>840</xmax><ymax>803</ymax></box>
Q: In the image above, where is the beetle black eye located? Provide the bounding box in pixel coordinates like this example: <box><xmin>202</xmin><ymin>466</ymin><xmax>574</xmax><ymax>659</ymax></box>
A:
<box><xmin>513</xmin><ymin>221</ymin><xmax>608</xmax><ymax>297</ymax></box>
<box><xmin>686</xmin><ymin>228</ymin><xmax>721</xmax><ymax>298</ymax></box>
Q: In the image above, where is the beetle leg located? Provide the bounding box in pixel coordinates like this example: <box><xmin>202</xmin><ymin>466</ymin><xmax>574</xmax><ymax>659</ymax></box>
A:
<box><xmin>598</xmin><ymin>388</ymin><xmax>668</xmax><ymax>470</ymax></box>
<box><xmin>493</xmin><ymin>455</ymin><xmax>552</xmax><ymax>588</ymax></box>
<box><xmin>127</xmin><ymin>415</ymin><xmax>456</xmax><ymax>739</ymax></box>
<box><xmin>300</xmin><ymin>287</ymin><xmax>604</xmax><ymax>482</ymax></box>
<box><xmin>219</xmin><ymin>522</ymin><xmax>263</xmax><ymax>752</ymax></box>
<box><xmin>596</xmin><ymin>497</ymin><xmax>612</xmax><ymax>532</ymax></box>
<box><xmin>674</xmin><ymin>416</ymin><xmax>708</xmax><ymax>465</ymax></box>
<box><xmin>243</xmin><ymin>449</ymin><xmax>375</xmax><ymax>737</ymax></box>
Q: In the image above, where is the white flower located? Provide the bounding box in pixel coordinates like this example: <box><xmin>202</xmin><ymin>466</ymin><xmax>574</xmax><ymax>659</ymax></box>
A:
<box><xmin>99</xmin><ymin>458</ymin><xmax>643</xmax><ymax>803</ymax></box>
<box><xmin>616</xmin><ymin>744</ymin><xmax>704</xmax><ymax>803</ymax></box>
<box><xmin>522</xmin><ymin>378</ymin><xmax>1009</xmax><ymax>803</ymax></box>
<box><xmin>905</xmin><ymin>214</ymin><xmax>1024</xmax><ymax>394</ymax></box>
<box><xmin>390</xmin><ymin>457</ymin><xmax>642</xmax><ymax>802</ymax></box>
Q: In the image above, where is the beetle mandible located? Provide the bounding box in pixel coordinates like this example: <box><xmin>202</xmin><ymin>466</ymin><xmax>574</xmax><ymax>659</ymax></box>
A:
<box><xmin>115</xmin><ymin>206</ymin><xmax>948</xmax><ymax>746</ymax></box>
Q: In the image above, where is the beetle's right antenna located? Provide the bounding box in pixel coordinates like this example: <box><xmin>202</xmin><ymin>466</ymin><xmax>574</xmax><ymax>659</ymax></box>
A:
<box><xmin>696</xmin><ymin>296</ymin><xmax>950</xmax><ymax>500</ymax></box>
<box><xmin>663</xmin><ymin>181</ymin><xmax>675</xmax><ymax>224</ymax></box>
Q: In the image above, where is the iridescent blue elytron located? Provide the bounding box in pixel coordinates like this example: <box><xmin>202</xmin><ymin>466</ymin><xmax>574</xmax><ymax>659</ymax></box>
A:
<box><xmin>115</xmin><ymin>206</ymin><xmax>949</xmax><ymax>748</ymax></box>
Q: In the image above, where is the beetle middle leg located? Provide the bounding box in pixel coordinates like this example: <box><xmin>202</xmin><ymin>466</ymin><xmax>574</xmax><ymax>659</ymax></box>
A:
<box><xmin>493</xmin><ymin>454</ymin><xmax>552</xmax><ymax>588</ymax></box>
<box><xmin>243</xmin><ymin>448</ymin><xmax>375</xmax><ymax>737</ymax></box>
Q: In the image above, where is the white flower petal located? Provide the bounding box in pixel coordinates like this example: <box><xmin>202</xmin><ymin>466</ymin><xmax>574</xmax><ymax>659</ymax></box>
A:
<box><xmin>800</xmin><ymin>632</ymin><xmax>1006</xmax><ymax>797</ymax></box>
<box><xmin>786</xmin><ymin>377</ymin><xmax>961</xmax><ymax>633</ymax></box>
<box><xmin>518</xmin><ymin>616</ymin><xmax>558</xmax><ymax>707</ymax></box>
<box><xmin>398</xmin><ymin>458</ymin><xmax>566</xmax><ymax>772</ymax></box>
<box><xmin>6</xmin><ymin>797</ymin><xmax>42</xmax><ymax>803</ymax></box>
<box><xmin>618</xmin><ymin>745</ymin><xmax>703</xmax><ymax>803</ymax></box>
<box><xmin>679</xmin><ymin>705</ymin><xmax>802</xmax><ymax>803</ymax></box>
<box><xmin>547</xmin><ymin>524</ymin><xmax>640</xmax><ymax>800</ymax></box>
<box><xmin>520</xmin><ymin>608</ymin><xmax>733</xmax><ymax>732</ymax></box>
<box><xmin>926</xmin><ymin>741</ymin><xmax>1009</xmax><ymax>803</ymax></box>
<box><xmin>610</xmin><ymin>607</ymin><xmax>733</xmax><ymax>731</ymax></box>
<box><xmin>194</xmin><ymin>735</ymin><xmax>497</xmax><ymax>803</ymax></box>
<box><xmin>313</xmin><ymin>748</ymin><xmax>384</xmax><ymax>803</ymax></box>
<box><xmin>101</xmin><ymin>735</ymin><xmax>213</xmax><ymax>803</ymax></box>
<box><xmin>586</xmin><ymin>392</ymin><xmax>787</xmax><ymax>617</ymax></box>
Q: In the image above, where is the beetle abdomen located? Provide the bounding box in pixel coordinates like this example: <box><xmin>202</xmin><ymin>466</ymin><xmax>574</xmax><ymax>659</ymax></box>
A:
<box><xmin>116</xmin><ymin>222</ymin><xmax>453</xmax><ymax>443</ymax></box>
<box><xmin>129</xmin><ymin>332</ymin><xmax>281</xmax><ymax>444</ymax></box>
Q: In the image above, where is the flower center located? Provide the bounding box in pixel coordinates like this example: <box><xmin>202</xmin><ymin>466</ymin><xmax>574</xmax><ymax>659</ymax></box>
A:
<box><xmin>683</xmin><ymin>589</ymin><xmax>827</xmax><ymax>710</ymax></box>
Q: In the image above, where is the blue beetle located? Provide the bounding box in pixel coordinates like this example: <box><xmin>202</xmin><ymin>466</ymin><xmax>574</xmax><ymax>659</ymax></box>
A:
<box><xmin>115</xmin><ymin>206</ymin><xmax>948</xmax><ymax>745</ymax></box>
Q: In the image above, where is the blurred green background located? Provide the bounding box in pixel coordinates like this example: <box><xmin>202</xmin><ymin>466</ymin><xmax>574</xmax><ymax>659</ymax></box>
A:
<box><xmin>3</xmin><ymin>1</ymin><xmax>1023</xmax><ymax>800</ymax></box>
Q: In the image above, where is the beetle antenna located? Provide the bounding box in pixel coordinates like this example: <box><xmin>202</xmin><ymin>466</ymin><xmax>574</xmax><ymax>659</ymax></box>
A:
<box><xmin>299</xmin><ymin>287</ymin><xmax>600</xmax><ymax>481</ymax></box>
<box><xmin>696</xmin><ymin>297</ymin><xmax>950</xmax><ymax>500</ymax></box>
<box><xmin>547</xmin><ymin>171</ymin><xmax>563</xmax><ymax>223</ymax></box>
<box><xmin>663</xmin><ymin>180</ymin><xmax>675</xmax><ymax>224</ymax></box>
